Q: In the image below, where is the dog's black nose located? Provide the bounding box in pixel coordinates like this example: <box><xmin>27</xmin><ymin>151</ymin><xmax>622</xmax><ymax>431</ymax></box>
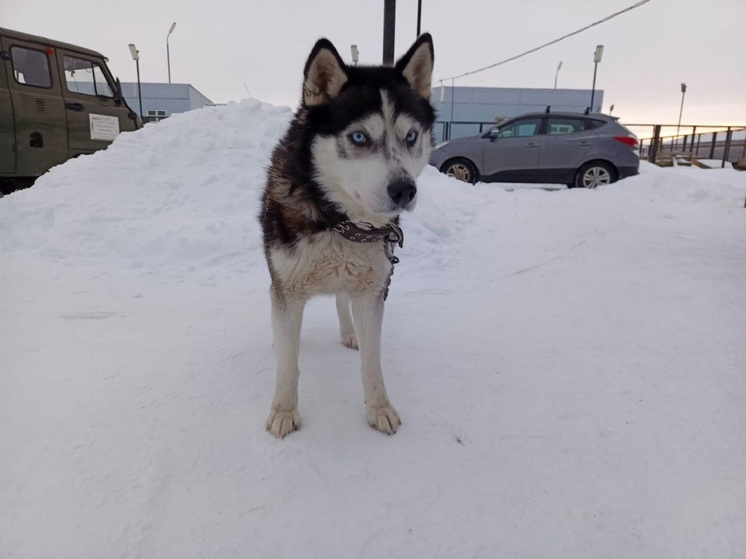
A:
<box><xmin>387</xmin><ymin>180</ymin><xmax>417</xmax><ymax>206</ymax></box>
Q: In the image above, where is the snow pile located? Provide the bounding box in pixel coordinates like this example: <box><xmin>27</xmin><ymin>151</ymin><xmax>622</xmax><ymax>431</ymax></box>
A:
<box><xmin>2</xmin><ymin>100</ymin><xmax>746</xmax><ymax>558</ymax></box>
<box><xmin>1</xmin><ymin>99</ymin><xmax>292</xmax><ymax>280</ymax></box>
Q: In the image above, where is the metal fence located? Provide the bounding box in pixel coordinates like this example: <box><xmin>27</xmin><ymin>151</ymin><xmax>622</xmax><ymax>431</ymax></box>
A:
<box><xmin>632</xmin><ymin>125</ymin><xmax>746</xmax><ymax>168</ymax></box>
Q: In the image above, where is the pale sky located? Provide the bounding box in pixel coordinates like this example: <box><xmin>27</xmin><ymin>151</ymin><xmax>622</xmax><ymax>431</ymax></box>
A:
<box><xmin>2</xmin><ymin>0</ymin><xmax>744</xmax><ymax>126</ymax></box>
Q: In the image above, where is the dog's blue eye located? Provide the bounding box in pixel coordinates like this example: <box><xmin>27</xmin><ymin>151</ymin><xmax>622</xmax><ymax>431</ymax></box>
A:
<box><xmin>350</xmin><ymin>131</ymin><xmax>369</xmax><ymax>146</ymax></box>
<box><xmin>405</xmin><ymin>130</ymin><xmax>418</xmax><ymax>145</ymax></box>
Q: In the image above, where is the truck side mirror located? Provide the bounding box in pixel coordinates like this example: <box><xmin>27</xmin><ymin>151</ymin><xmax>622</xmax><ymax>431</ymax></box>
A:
<box><xmin>113</xmin><ymin>78</ymin><xmax>123</xmax><ymax>105</ymax></box>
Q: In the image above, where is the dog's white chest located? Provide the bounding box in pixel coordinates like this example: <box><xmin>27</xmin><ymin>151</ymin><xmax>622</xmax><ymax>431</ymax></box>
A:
<box><xmin>270</xmin><ymin>232</ymin><xmax>392</xmax><ymax>297</ymax></box>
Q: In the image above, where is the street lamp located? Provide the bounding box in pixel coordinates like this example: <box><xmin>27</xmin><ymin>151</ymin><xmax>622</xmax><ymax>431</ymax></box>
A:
<box><xmin>590</xmin><ymin>44</ymin><xmax>604</xmax><ymax>112</ymax></box>
<box><xmin>350</xmin><ymin>44</ymin><xmax>359</xmax><ymax>66</ymax></box>
<box><xmin>554</xmin><ymin>61</ymin><xmax>563</xmax><ymax>89</ymax></box>
<box><xmin>128</xmin><ymin>43</ymin><xmax>142</xmax><ymax>119</ymax></box>
<box><xmin>676</xmin><ymin>82</ymin><xmax>687</xmax><ymax>145</ymax></box>
<box><xmin>166</xmin><ymin>22</ymin><xmax>176</xmax><ymax>83</ymax></box>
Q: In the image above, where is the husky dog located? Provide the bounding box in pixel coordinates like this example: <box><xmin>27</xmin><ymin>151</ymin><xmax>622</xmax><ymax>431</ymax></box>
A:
<box><xmin>259</xmin><ymin>34</ymin><xmax>435</xmax><ymax>438</ymax></box>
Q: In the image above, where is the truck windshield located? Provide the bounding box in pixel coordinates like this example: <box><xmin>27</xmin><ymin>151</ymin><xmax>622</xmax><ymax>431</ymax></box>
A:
<box><xmin>63</xmin><ymin>55</ymin><xmax>113</xmax><ymax>97</ymax></box>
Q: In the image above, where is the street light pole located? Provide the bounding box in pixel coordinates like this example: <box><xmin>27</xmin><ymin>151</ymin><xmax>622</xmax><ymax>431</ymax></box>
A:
<box><xmin>590</xmin><ymin>44</ymin><xmax>604</xmax><ymax>112</ymax></box>
<box><xmin>676</xmin><ymin>82</ymin><xmax>687</xmax><ymax>141</ymax></box>
<box><xmin>166</xmin><ymin>22</ymin><xmax>176</xmax><ymax>84</ymax></box>
<box><xmin>554</xmin><ymin>61</ymin><xmax>563</xmax><ymax>89</ymax></box>
<box><xmin>128</xmin><ymin>43</ymin><xmax>142</xmax><ymax>119</ymax></box>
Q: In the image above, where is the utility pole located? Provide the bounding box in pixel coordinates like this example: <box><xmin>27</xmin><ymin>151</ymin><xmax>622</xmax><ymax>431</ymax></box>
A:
<box><xmin>383</xmin><ymin>0</ymin><xmax>396</xmax><ymax>65</ymax></box>
<box><xmin>416</xmin><ymin>0</ymin><xmax>422</xmax><ymax>36</ymax></box>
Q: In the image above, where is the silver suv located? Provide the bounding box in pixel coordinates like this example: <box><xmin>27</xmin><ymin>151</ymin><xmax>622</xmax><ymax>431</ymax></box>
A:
<box><xmin>430</xmin><ymin>112</ymin><xmax>639</xmax><ymax>188</ymax></box>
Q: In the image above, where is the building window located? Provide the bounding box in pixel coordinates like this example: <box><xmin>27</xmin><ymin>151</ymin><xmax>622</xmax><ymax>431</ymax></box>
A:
<box><xmin>63</xmin><ymin>56</ymin><xmax>113</xmax><ymax>97</ymax></box>
<box><xmin>10</xmin><ymin>46</ymin><xmax>52</xmax><ymax>88</ymax></box>
<box><xmin>146</xmin><ymin>110</ymin><xmax>168</xmax><ymax>122</ymax></box>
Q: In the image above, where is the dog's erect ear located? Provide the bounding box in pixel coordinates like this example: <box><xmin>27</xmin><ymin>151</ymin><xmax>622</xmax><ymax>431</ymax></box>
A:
<box><xmin>303</xmin><ymin>39</ymin><xmax>349</xmax><ymax>106</ymax></box>
<box><xmin>395</xmin><ymin>33</ymin><xmax>434</xmax><ymax>99</ymax></box>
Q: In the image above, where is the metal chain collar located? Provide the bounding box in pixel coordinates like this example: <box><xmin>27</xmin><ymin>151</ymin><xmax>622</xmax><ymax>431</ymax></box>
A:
<box><xmin>332</xmin><ymin>220</ymin><xmax>404</xmax><ymax>252</ymax></box>
<box><xmin>332</xmin><ymin>220</ymin><xmax>404</xmax><ymax>300</ymax></box>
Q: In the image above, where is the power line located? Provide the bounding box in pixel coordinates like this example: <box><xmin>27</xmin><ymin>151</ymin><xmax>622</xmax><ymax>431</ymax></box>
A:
<box><xmin>438</xmin><ymin>0</ymin><xmax>653</xmax><ymax>83</ymax></box>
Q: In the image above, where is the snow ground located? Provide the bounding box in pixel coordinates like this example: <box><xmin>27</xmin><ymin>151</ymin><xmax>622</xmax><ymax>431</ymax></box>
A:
<box><xmin>2</xmin><ymin>100</ymin><xmax>746</xmax><ymax>558</ymax></box>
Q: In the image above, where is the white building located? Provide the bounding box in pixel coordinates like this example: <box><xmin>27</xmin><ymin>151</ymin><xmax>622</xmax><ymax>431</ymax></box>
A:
<box><xmin>122</xmin><ymin>82</ymin><xmax>213</xmax><ymax>122</ymax></box>
<box><xmin>432</xmin><ymin>86</ymin><xmax>605</xmax><ymax>140</ymax></box>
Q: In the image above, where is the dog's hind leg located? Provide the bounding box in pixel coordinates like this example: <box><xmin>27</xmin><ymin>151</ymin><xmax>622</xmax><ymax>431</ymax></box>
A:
<box><xmin>336</xmin><ymin>293</ymin><xmax>358</xmax><ymax>350</ymax></box>
<box><xmin>351</xmin><ymin>294</ymin><xmax>401</xmax><ymax>435</ymax></box>
<box><xmin>266</xmin><ymin>287</ymin><xmax>305</xmax><ymax>438</ymax></box>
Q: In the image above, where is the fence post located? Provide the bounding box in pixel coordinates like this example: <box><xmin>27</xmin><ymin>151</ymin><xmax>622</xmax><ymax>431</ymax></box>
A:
<box><xmin>722</xmin><ymin>128</ymin><xmax>732</xmax><ymax>168</ymax></box>
<box><xmin>689</xmin><ymin>126</ymin><xmax>696</xmax><ymax>154</ymax></box>
<box><xmin>709</xmin><ymin>132</ymin><xmax>718</xmax><ymax>159</ymax></box>
<box><xmin>649</xmin><ymin>125</ymin><xmax>662</xmax><ymax>164</ymax></box>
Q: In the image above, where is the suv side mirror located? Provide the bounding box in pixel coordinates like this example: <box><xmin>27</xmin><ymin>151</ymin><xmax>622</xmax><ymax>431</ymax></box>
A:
<box><xmin>489</xmin><ymin>129</ymin><xmax>500</xmax><ymax>141</ymax></box>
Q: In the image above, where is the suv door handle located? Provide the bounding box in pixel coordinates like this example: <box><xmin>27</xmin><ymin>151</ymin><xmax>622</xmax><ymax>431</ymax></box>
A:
<box><xmin>65</xmin><ymin>102</ymin><xmax>85</xmax><ymax>112</ymax></box>
<box><xmin>577</xmin><ymin>141</ymin><xmax>592</xmax><ymax>146</ymax></box>
<box><xmin>524</xmin><ymin>142</ymin><xmax>539</xmax><ymax>148</ymax></box>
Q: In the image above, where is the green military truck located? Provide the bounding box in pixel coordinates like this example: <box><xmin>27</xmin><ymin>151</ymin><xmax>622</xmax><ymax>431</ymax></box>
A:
<box><xmin>0</xmin><ymin>28</ymin><xmax>141</xmax><ymax>194</ymax></box>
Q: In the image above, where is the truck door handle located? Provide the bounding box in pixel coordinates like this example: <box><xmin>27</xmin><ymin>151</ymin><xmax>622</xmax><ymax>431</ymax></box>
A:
<box><xmin>65</xmin><ymin>102</ymin><xmax>85</xmax><ymax>112</ymax></box>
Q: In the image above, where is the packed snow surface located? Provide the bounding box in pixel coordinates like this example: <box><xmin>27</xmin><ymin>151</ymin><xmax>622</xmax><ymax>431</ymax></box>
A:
<box><xmin>2</xmin><ymin>99</ymin><xmax>745</xmax><ymax>558</ymax></box>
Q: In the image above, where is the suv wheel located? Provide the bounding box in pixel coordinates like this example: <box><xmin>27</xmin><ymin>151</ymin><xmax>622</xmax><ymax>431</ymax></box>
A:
<box><xmin>574</xmin><ymin>161</ymin><xmax>617</xmax><ymax>189</ymax></box>
<box><xmin>442</xmin><ymin>158</ymin><xmax>477</xmax><ymax>184</ymax></box>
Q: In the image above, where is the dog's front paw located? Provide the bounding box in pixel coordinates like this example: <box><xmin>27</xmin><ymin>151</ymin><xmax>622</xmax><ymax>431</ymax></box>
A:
<box><xmin>341</xmin><ymin>330</ymin><xmax>358</xmax><ymax>350</ymax></box>
<box><xmin>266</xmin><ymin>408</ymin><xmax>301</xmax><ymax>439</ymax></box>
<box><xmin>366</xmin><ymin>404</ymin><xmax>401</xmax><ymax>435</ymax></box>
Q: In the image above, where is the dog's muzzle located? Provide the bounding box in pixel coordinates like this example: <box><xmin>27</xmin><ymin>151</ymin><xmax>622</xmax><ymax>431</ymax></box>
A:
<box><xmin>387</xmin><ymin>180</ymin><xmax>417</xmax><ymax>208</ymax></box>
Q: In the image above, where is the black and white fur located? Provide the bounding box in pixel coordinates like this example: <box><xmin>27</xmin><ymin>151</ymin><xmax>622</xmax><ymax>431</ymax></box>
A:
<box><xmin>259</xmin><ymin>34</ymin><xmax>435</xmax><ymax>438</ymax></box>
